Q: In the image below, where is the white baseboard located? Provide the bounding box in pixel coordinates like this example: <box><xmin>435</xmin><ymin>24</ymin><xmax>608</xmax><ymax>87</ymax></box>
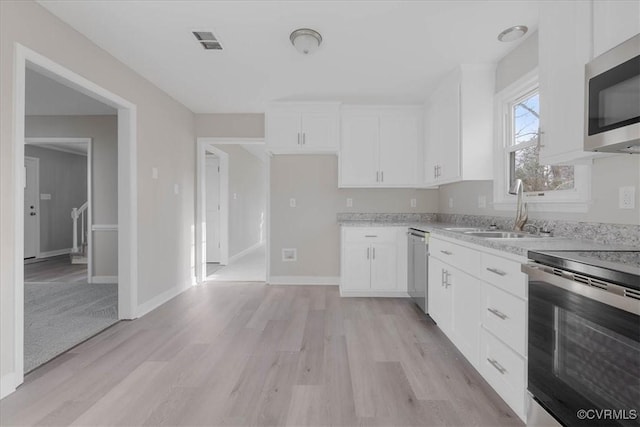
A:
<box><xmin>340</xmin><ymin>290</ymin><xmax>410</xmax><ymax>297</ymax></box>
<box><xmin>268</xmin><ymin>276</ymin><xmax>340</xmax><ymax>286</ymax></box>
<box><xmin>37</xmin><ymin>248</ymin><xmax>71</xmax><ymax>258</ymax></box>
<box><xmin>228</xmin><ymin>241</ymin><xmax>263</xmax><ymax>264</ymax></box>
<box><xmin>90</xmin><ymin>275</ymin><xmax>118</xmax><ymax>284</ymax></box>
<box><xmin>135</xmin><ymin>282</ymin><xmax>191</xmax><ymax>318</ymax></box>
<box><xmin>1</xmin><ymin>373</ymin><xmax>17</xmax><ymax>399</ymax></box>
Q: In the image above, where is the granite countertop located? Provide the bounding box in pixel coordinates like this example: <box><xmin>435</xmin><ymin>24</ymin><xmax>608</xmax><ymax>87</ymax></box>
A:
<box><xmin>338</xmin><ymin>220</ymin><xmax>637</xmax><ymax>258</ymax></box>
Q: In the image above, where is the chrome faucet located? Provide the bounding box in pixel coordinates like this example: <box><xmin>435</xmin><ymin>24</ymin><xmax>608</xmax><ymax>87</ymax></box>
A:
<box><xmin>509</xmin><ymin>179</ymin><xmax>528</xmax><ymax>231</ymax></box>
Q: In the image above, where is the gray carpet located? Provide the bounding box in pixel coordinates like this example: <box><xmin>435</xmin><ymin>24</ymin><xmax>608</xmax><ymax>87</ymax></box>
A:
<box><xmin>24</xmin><ymin>282</ymin><xmax>118</xmax><ymax>373</ymax></box>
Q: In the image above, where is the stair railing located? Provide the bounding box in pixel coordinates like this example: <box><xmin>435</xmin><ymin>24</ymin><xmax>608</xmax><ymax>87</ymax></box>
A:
<box><xmin>71</xmin><ymin>201</ymin><xmax>88</xmax><ymax>253</ymax></box>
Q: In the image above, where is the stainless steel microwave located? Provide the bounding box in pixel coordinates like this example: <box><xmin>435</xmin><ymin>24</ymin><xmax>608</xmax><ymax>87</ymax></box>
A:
<box><xmin>585</xmin><ymin>34</ymin><xmax>640</xmax><ymax>153</ymax></box>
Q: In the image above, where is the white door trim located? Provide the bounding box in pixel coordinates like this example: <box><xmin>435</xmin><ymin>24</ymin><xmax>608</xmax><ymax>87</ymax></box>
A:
<box><xmin>196</xmin><ymin>140</ymin><xmax>229</xmax><ymax>283</ymax></box>
<box><xmin>10</xmin><ymin>44</ymin><xmax>138</xmax><ymax>393</ymax></box>
<box><xmin>23</xmin><ymin>156</ymin><xmax>40</xmax><ymax>259</ymax></box>
<box><xmin>25</xmin><ymin>137</ymin><xmax>93</xmax><ymax>282</ymax></box>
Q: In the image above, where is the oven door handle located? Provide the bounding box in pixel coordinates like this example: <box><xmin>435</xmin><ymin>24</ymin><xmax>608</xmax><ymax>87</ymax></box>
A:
<box><xmin>522</xmin><ymin>263</ymin><xmax>640</xmax><ymax>315</ymax></box>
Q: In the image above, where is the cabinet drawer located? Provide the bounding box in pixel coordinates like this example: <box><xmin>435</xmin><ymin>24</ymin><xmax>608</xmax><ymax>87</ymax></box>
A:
<box><xmin>343</xmin><ymin>227</ymin><xmax>397</xmax><ymax>243</ymax></box>
<box><xmin>479</xmin><ymin>327</ymin><xmax>526</xmax><ymax>419</ymax></box>
<box><xmin>480</xmin><ymin>253</ymin><xmax>527</xmax><ymax>299</ymax></box>
<box><xmin>482</xmin><ymin>283</ymin><xmax>526</xmax><ymax>356</ymax></box>
<box><xmin>430</xmin><ymin>238</ymin><xmax>479</xmax><ymax>275</ymax></box>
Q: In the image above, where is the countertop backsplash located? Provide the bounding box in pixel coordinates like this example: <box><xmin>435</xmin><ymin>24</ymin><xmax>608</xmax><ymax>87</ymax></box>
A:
<box><xmin>338</xmin><ymin>212</ymin><xmax>640</xmax><ymax>248</ymax></box>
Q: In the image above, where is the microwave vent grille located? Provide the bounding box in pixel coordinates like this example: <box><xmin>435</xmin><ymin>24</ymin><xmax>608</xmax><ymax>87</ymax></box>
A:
<box><xmin>624</xmin><ymin>288</ymin><xmax>640</xmax><ymax>301</ymax></box>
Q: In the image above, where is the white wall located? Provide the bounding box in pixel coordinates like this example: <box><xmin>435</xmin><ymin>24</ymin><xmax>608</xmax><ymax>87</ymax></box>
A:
<box><xmin>438</xmin><ymin>31</ymin><xmax>640</xmax><ymax>225</ymax></box>
<box><xmin>213</xmin><ymin>144</ymin><xmax>266</xmax><ymax>257</ymax></box>
<box><xmin>1</xmin><ymin>1</ymin><xmax>195</xmax><ymax>387</ymax></box>
<box><xmin>270</xmin><ymin>155</ymin><xmax>439</xmax><ymax>278</ymax></box>
<box><xmin>24</xmin><ymin>145</ymin><xmax>87</xmax><ymax>254</ymax></box>
<box><xmin>25</xmin><ymin>115</ymin><xmax>118</xmax><ymax>276</ymax></box>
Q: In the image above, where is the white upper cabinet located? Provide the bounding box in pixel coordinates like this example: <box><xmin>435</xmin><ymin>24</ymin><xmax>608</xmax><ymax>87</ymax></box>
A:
<box><xmin>592</xmin><ymin>0</ymin><xmax>640</xmax><ymax>57</ymax></box>
<box><xmin>266</xmin><ymin>103</ymin><xmax>339</xmax><ymax>153</ymax></box>
<box><xmin>538</xmin><ymin>0</ymin><xmax>596</xmax><ymax>165</ymax></box>
<box><xmin>423</xmin><ymin>64</ymin><xmax>495</xmax><ymax>187</ymax></box>
<box><xmin>339</xmin><ymin>106</ymin><xmax>421</xmax><ymax>188</ymax></box>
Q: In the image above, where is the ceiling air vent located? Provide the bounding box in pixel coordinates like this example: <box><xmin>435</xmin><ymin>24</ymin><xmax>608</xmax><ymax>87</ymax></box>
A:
<box><xmin>192</xmin><ymin>31</ymin><xmax>223</xmax><ymax>50</ymax></box>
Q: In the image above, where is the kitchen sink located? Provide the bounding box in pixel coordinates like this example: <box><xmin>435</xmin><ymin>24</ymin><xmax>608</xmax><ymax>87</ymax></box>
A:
<box><xmin>463</xmin><ymin>231</ymin><xmax>541</xmax><ymax>239</ymax></box>
<box><xmin>443</xmin><ymin>227</ymin><xmax>488</xmax><ymax>232</ymax></box>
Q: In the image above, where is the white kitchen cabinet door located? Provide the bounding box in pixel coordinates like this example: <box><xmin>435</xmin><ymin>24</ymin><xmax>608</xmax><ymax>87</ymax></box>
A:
<box><xmin>266</xmin><ymin>111</ymin><xmax>301</xmax><ymax>149</ymax></box>
<box><xmin>423</xmin><ymin>103</ymin><xmax>441</xmax><ymax>185</ymax></box>
<box><xmin>451</xmin><ymin>267</ymin><xmax>481</xmax><ymax>367</ymax></box>
<box><xmin>370</xmin><ymin>242</ymin><xmax>398</xmax><ymax>290</ymax></box>
<box><xmin>342</xmin><ymin>242</ymin><xmax>372</xmax><ymax>290</ymax></box>
<box><xmin>438</xmin><ymin>80</ymin><xmax>461</xmax><ymax>183</ymax></box>
<box><xmin>301</xmin><ymin>112</ymin><xmax>338</xmax><ymax>150</ymax></box>
<box><xmin>340</xmin><ymin>115</ymin><xmax>379</xmax><ymax>186</ymax></box>
<box><xmin>428</xmin><ymin>257</ymin><xmax>452</xmax><ymax>334</ymax></box>
<box><xmin>538</xmin><ymin>0</ymin><xmax>595</xmax><ymax>164</ymax></box>
<box><xmin>379</xmin><ymin>115</ymin><xmax>419</xmax><ymax>186</ymax></box>
<box><xmin>593</xmin><ymin>0</ymin><xmax>640</xmax><ymax>58</ymax></box>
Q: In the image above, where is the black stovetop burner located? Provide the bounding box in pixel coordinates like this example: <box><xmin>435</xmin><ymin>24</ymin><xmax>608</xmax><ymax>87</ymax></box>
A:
<box><xmin>528</xmin><ymin>250</ymin><xmax>640</xmax><ymax>291</ymax></box>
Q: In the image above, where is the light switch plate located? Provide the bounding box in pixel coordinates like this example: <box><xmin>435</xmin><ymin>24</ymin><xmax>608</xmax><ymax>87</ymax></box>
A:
<box><xmin>152</xmin><ymin>167</ymin><xmax>158</xmax><ymax>179</ymax></box>
<box><xmin>478</xmin><ymin>196</ymin><xmax>487</xmax><ymax>208</ymax></box>
<box><xmin>410</xmin><ymin>198</ymin><xmax>417</xmax><ymax>208</ymax></box>
<box><xmin>346</xmin><ymin>198</ymin><xmax>353</xmax><ymax>207</ymax></box>
<box><xmin>174</xmin><ymin>184</ymin><xmax>180</xmax><ymax>195</ymax></box>
<box><xmin>289</xmin><ymin>198</ymin><xmax>296</xmax><ymax>208</ymax></box>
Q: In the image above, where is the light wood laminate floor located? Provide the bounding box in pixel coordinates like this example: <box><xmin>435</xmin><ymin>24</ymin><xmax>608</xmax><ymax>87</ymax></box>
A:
<box><xmin>1</xmin><ymin>284</ymin><xmax>523</xmax><ymax>426</ymax></box>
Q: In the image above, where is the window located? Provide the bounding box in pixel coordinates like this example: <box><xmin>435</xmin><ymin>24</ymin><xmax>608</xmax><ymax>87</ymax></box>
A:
<box><xmin>507</xmin><ymin>90</ymin><xmax>575</xmax><ymax>193</ymax></box>
<box><xmin>494</xmin><ymin>70</ymin><xmax>590</xmax><ymax>212</ymax></box>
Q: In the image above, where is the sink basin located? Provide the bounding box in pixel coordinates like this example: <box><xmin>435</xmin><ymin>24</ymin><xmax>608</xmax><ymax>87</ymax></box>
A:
<box><xmin>464</xmin><ymin>231</ymin><xmax>540</xmax><ymax>239</ymax></box>
<box><xmin>444</xmin><ymin>227</ymin><xmax>487</xmax><ymax>232</ymax></box>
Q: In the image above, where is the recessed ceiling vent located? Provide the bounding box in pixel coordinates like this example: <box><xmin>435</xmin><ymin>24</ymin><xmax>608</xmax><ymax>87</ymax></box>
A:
<box><xmin>192</xmin><ymin>31</ymin><xmax>223</xmax><ymax>50</ymax></box>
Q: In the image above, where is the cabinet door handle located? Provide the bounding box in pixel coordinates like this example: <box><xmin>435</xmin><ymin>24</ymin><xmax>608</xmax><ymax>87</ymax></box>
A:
<box><xmin>487</xmin><ymin>308</ymin><xmax>508</xmax><ymax>320</ymax></box>
<box><xmin>487</xmin><ymin>358</ymin><xmax>507</xmax><ymax>375</ymax></box>
<box><xmin>381</xmin><ymin>171</ymin><xmax>384</xmax><ymax>182</ymax></box>
<box><xmin>367</xmin><ymin>247</ymin><xmax>370</xmax><ymax>259</ymax></box>
<box><xmin>440</xmin><ymin>250</ymin><xmax>452</xmax><ymax>255</ymax></box>
<box><xmin>303</xmin><ymin>133</ymin><xmax>306</xmax><ymax>145</ymax></box>
<box><xmin>441</xmin><ymin>269</ymin><xmax>446</xmax><ymax>287</ymax></box>
<box><xmin>372</xmin><ymin>247</ymin><xmax>376</xmax><ymax>260</ymax></box>
<box><xmin>376</xmin><ymin>171</ymin><xmax>379</xmax><ymax>182</ymax></box>
<box><xmin>364</xmin><ymin>235</ymin><xmax>378</xmax><ymax>238</ymax></box>
<box><xmin>486</xmin><ymin>267</ymin><xmax>507</xmax><ymax>277</ymax></box>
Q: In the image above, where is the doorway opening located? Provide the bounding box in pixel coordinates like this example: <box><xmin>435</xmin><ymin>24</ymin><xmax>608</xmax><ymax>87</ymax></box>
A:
<box><xmin>21</xmin><ymin>67</ymin><xmax>120</xmax><ymax>373</ymax></box>
<box><xmin>9</xmin><ymin>45</ymin><xmax>137</xmax><ymax>392</ymax></box>
<box><xmin>196</xmin><ymin>138</ymin><xmax>267</xmax><ymax>283</ymax></box>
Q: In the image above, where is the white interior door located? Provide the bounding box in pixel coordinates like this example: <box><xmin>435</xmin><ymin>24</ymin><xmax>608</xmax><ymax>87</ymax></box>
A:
<box><xmin>24</xmin><ymin>157</ymin><xmax>39</xmax><ymax>259</ymax></box>
<box><xmin>206</xmin><ymin>156</ymin><xmax>221</xmax><ymax>263</ymax></box>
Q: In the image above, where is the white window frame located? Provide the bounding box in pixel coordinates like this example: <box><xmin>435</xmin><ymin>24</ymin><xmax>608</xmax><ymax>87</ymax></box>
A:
<box><xmin>493</xmin><ymin>69</ymin><xmax>591</xmax><ymax>213</ymax></box>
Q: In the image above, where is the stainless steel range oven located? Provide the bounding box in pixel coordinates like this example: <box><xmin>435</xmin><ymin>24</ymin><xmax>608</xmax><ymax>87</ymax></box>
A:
<box><xmin>523</xmin><ymin>251</ymin><xmax>640</xmax><ymax>426</ymax></box>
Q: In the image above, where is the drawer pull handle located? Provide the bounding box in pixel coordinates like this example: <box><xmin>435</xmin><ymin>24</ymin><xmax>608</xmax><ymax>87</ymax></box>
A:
<box><xmin>486</xmin><ymin>267</ymin><xmax>507</xmax><ymax>276</ymax></box>
<box><xmin>440</xmin><ymin>250</ymin><xmax>452</xmax><ymax>255</ymax></box>
<box><xmin>487</xmin><ymin>308</ymin><xmax>508</xmax><ymax>320</ymax></box>
<box><xmin>487</xmin><ymin>358</ymin><xmax>507</xmax><ymax>375</ymax></box>
<box><xmin>365</xmin><ymin>235</ymin><xmax>378</xmax><ymax>238</ymax></box>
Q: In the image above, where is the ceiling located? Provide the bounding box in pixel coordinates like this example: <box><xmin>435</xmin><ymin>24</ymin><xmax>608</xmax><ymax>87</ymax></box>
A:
<box><xmin>38</xmin><ymin>1</ymin><xmax>539</xmax><ymax>113</ymax></box>
<box><xmin>26</xmin><ymin>68</ymin><xmax>117</xmax><ymax>116</ymax></box>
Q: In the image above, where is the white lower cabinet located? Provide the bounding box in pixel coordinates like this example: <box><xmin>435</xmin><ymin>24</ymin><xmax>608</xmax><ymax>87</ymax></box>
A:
<box><xmin>480</xmin><ymin>327</ymin><xmax>526</xmax><ymax>418</ymax></box>
<box><xmin>340</xmin><ymin>227</ymin><xmax>407</xmax><ymax>297</ymax></box>
<box><xmin>428</xmin><ymin>236</ymin><xmax>527</xmax><ymax>421</ymax></box>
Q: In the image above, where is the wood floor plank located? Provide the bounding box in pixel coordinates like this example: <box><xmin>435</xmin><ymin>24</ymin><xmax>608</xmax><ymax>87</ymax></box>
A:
<box><xmin>0</xmin><ymin>285</ymin><xmax>524</xmax><ymax>427</ymax></box>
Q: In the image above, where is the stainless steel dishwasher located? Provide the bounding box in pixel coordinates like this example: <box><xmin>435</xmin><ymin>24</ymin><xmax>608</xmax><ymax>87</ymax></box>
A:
<box><xmin>408</xmin><ymin>228</ymin><xmax>429</xmax><ymax>313</ymax></box>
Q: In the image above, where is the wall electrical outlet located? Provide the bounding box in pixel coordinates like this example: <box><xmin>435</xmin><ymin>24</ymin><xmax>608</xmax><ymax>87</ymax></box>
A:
<box><xmin>410</xmin><ymin>198</ymin><xmax>417</xmax><ymax>208</ymax></box>
<box><xmin>478</xmin><ymin>195</ymin><xmax>487</xmax><ymax>209</ymax></box>
<box><xmin>40</xmin><ymin>193</ymin><xmax>51</xmax><ymax>200</ymax></box>
<box><xmin>289</xmin><ymin>198</ymin><xmax>296</xmax><ymax>208</ymax></box>
<box><xmin>346</xmin><ymin>198</ymin><xmax>353</xmax><ymax>207</ymax></box>
<box><xmin>174</xmin><ymin>184</ymin><xmax>180</xmax><ymax>195</ymax></box>
<box><xmin>152</xmin><ymin>167</ymin><xmax>158</xmax><ymax>179</ymax></box>
<box><xmin>619</xmin><ymin>186</ymin><xmax>635</xmax><ymax>209</ymax></box>
<box><xmin>282</xmin><ymin>248</ymin><xmax>297</xmax><ymax>262</ymax></box>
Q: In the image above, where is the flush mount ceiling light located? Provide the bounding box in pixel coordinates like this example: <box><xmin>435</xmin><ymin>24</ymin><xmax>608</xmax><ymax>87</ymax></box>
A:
<box><xmin>497</xmin><ymin>25</ymin><xmax>528</xmax><ymax>42</ymax></box>
<box><xmin>290</xmin><ymin>28</ymin><xmax>322</xmax><ymax>55</ymax></box>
